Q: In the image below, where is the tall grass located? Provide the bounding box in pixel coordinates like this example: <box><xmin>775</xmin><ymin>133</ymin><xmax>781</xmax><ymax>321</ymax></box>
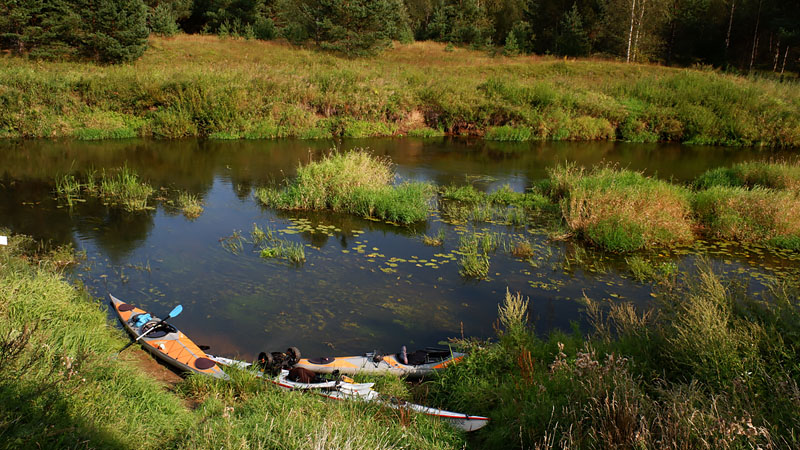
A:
<box><xmin>547</xmin><ymin>164</ymin><xmax>694</xmax><ymax>252</ymax></box>
<box><xmin>54</xmin><ymin>166</ymin><xmax>154</xmax><ymax>212</ymax></box>
<box><xmin>693</xmin><ymin>186</ymin><xmax>800</xmax><ymax>250</ymax></box>
<box><xmin>257</xmin><ymin>150</ymin><xmax>433</xmax><ymax>224</ymax></box>
<box><xmin>1</xmin><ymin>35</ymin><xmax>798</xmax><ymax>145</ymax></box>
<box><xmin>0</xmin><ymin>233</ymin><xmax>465</xmax><ymax>449</ymax></box>
<box><xmin>427</xmin><ymin>264</ymin><xmax>800</xmax><ymax>448</ymax></box>
<box><xmin>694</xmin><ymin>160</ymin><xmax>800</xmax><ymax>191</ymax></box>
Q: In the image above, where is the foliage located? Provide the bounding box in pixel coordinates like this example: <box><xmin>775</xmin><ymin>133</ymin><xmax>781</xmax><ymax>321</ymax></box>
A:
<box><xmin>0</xmin><ymin>0</ymin><xmax>148</xmax><ymax>63</ymax></box>
<box><xmin>548</xmin><ymin>164</ymin><xmax>694</xmax><ymax>252</ymax></box>
<box><xmin>149</xmin><ymin>3</ymin><xmax>180</xmax><ymax>37</ymax></box>
<box><xmin>556</xmin><ymin>3</ymin><xmax>590</xmax><ymax>57</ymax></box>
<box><xmin>256</xmin><ymin>150</ymin><xmax>433</xmax><ymax>224</ymax></box>
<box><xmin>427</xmin><ymin>264</ymin><xmax>800</xmax><ymax>448</ymax></box>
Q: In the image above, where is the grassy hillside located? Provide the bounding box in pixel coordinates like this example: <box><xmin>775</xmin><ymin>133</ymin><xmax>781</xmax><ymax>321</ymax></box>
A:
<box><xmin>1</xmin><ymin>35</ymin><xmax>799</xmax><ymax>146</ymax></box>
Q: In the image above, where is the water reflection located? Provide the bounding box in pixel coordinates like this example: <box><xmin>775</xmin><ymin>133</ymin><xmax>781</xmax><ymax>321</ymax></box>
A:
<box><xmin>0</xmin><ymin>138</ymin><xmax>796</xmax><ymax>360</ymax></box>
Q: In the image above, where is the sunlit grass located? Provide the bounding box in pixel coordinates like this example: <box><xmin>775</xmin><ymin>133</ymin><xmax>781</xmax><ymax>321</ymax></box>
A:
<box><xmin>176</xmin><ymin>191</ymin><xmax>204</xmax><ymax>219</ymax></box>
<box><xmin>256</xmin><ymin>150</ymin><xmax>433</xmax><ymax>224</ymax></box>
<box><xmin>2</xmin><ymin>35</ymin><xmax>798</xmax><ymax>146</ymax></box>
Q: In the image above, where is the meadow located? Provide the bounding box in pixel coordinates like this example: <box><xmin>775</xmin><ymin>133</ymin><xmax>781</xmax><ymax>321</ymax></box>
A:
<box><xmin>1</xmin><ymin>35</ymin><xmax>799</xmax><ymax>146</ymax></box>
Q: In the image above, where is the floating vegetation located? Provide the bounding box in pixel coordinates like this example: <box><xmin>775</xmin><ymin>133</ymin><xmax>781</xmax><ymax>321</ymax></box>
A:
<box><xmin>260</xmin><ymin>240</ymin><xmax>305</xmax><ymax>265</ymax></box>
<box><xmin>507</xmin><ymin>238</ymin><xmax>534</xmax><ymax>258</ymax></box>
<box><xmin>626</xmin><ymin>255</ymin><xmax>679</xmax><ymax>282</ymax></box>
<box><xmin>176</xmin><ymin>191</ymin><xmax>204</xmax><ymax>219</ymax></box>
<box><xmin>457</xmin><ymin>231</ymin><xmax>499</xmax><ymax>279</ymax></box>
<box><xmin>220</xmin><ymin>230</ymin><xmax>245</xmax><ymax>255</ymax></box>
<box><xmin>422</xmin><ymin>228</ymin><xmax>446</xmax><ymax>247</ymax></box>
<box><xmin>256</xmin><ymin>150</ymin><xmax>434</xmax><ymax>224</ymax></box>
<box><xmin>54</xmin><ymin>166</ymin><xmax>154</xmax><ymax>212</ymax></box>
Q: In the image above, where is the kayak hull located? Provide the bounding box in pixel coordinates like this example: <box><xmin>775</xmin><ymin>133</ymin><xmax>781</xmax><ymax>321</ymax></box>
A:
<box><xmin>211</xmin><ymin>354</ymin><xmax>489</xmax><ymax>432</ymax></box>
<box><xmin>110</xmin><ymin>294</ymin><xmax>227</xmax><ymax>380</ymax></box>
<box><xmin>294</xmin><ymin>351</ymin><xmax>464</xmax><ymax>378</ymax></box>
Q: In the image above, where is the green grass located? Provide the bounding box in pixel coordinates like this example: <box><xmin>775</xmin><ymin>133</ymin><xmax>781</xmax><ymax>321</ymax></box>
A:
<box><xmin>0</xmin><ymin>233</ymin><xmax>466</xmax><ymax>449</ymax></box>
<box><xmin>1</xmin><ymin>35</ymin><xmax>798</xmax><ymax>145</ymax></box>
<box><xmin>256</xmin><ymin>150</ymin><xmax>433</xmax><ymax>224</ymax></box>
<box><xmin>694</xmin><ymin>160</ymin><xmax>800</xmax><ymax>191</ymax></box>
<box><xmin>457</xmin><ymin>231</ymin><xmax>499</xmax><ymax>279</ymax></box>
<box><xmin>422</xmin><ymin>228</ymin><xmax>446</xmax><ymax>246</ymax></box>
<box><xmin>693</xmin><ymin>186</ymin><xmax>800</xmax><ymax>249</ymax></box>
<box><xmin>547</xmin><ymin>164</ymin><xmax>695</xmax><ymax>252</ymax></box>
<box><xmin>426</xmin><ymin>264</ymin><xmax>800</xmax><ymax>449</ymax></box>
<box><xmin>55</xmin><ymin>166</ymin><xmax>154</xmax><ymax>212</ymax></box>
<box><xmin>176</xmin><ymin>191</ymin><xmax>204</xmax><ymax>219</ymax></box>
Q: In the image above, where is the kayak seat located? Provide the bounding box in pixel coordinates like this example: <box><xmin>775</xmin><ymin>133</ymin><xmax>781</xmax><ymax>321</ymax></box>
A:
<box><xmin>118</xmin><ymin>303</ymin><xmax>135</xmax><ymax>312</ymax></box>
<box><xmin>141</xmin><ymin>321</ymin><xmax>177</xmax><ymax>339</ymax></box>
<box><xmin>195</xmin><ymin>358</ymin><xmax>216</xmax><ymax>370</ymax></box>
<box><xmin>396</xmin><ymin>350</ymin><xmax>429</xmax><ymax>366</ymax></box>
<box><xmin>307</xmin><ymin>356</ymin><xmax>335</xmax><ymax>365</ymax></box>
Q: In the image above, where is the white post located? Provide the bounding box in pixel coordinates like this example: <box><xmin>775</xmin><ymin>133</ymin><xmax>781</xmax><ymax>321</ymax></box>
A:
<box><xmin>0</xmin><ymin>236</ymin><xmax>7</xmax><ymax>246</ymax></box>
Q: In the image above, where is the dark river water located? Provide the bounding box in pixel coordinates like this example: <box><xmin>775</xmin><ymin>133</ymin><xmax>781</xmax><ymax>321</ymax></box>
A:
<box><xmin>2</xmin><ymin>138</ymin><xmax>798</xmax><ymax>360</ymax></box>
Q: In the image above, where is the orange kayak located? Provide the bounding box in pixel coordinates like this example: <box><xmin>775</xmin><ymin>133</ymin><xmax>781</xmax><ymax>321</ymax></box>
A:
<box><xmin>110</xmin><ymin>293</ymin><xmax>227</xmax><ymax>379</ymax></box>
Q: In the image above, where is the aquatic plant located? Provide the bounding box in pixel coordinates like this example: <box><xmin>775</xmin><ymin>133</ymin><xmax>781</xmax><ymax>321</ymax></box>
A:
<box><xmin>549</xmin><ymin>164</ymin><xmax>694</xmax><ymax>252</ymax></box>
<box><xmin>694</xmin><ymin>160</ymin><xmax>800</xmax><ymax>191</ymax></box>
<box><xmin>220</xmin><ymin>230</ymin><xmax>245</xmax><ymax>254</ymax></box>
<box><xmin>693</xmin><ymin>186</ymin><xmax>800</xmax><ymax>250</ymax></box>
<box><xmin>625</xmin><ymin>255</ymin><xmax>678</xmax><ymax>282</ymax></box>
<box><xmin>259</xmin><ymin>240</ymin><xmax>306</xmax><ymax>265</ymax></box>
<box><xmin>508</xmin><ymin>238</ymin><xmax>534</xmax><ymax>258</ymax></box>
<box><xmin>256</xmin><ymin>150</ymin><xmax>433</xmax><ymax>224</ymax></box>
<box><xmin>98</xmin><ymin>166</ymin><xmax>154</xmax><ymax>212</ymax></box>
<box><xmin>457</xmin><ymin>231</ymin><xmax>498</xmax><ymax>279</ymax></box>
<box><xmin>422</xmin><ymin>228</ymin><xmax>446</xmax><ymax>246</ymax></box>
<box><xmin>176</xmin><ymin>191</ymin><xmax>204</xmax><ymax>219</ymax></box>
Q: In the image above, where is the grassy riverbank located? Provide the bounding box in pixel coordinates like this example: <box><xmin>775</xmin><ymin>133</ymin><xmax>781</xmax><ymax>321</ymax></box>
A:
<box><xmin>0</xmin><ymin>233</ymin><xmax>464</xmax><ymax>449</ymax></box>
<box><xmin>2</xmin><ymin>35</ymin><xmax>799</xmax><ymax>146</ymax></box>
<box><xmin>426</xmin><ymin>273</ymin><xmax>800</xmax><ymax>449</ymax></box>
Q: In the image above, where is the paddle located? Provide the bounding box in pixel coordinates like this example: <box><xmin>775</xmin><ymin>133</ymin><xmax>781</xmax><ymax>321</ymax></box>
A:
<box><xmin>118</xmin><ymin>304</ymin><xmax>183</xmax><ymax>354</ymax></box>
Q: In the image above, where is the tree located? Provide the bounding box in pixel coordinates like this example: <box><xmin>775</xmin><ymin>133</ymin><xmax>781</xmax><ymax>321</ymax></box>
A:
<box><xmin>556</xmin><ymin>3</ymin><xmax>590</xmax><ymax>56</ymax></box>
<box><xmin>276</xmin><ymin>0</ymin><xmax>411</xmax><ymax>56</ymax></box>
<box><xmin>149</xmin><ymin>3</ymin><xmax>180</xmax><ymax>36</ymax></box>
<box><xmin>425</xmin><ymin>0</ymin><xmax>494</xmax><ymax>47</ymax></box>
<box><xmin>503</xmin><ymin>30</ymin><xmax>520</xmax><ymax>55</ymax></box>
<box><xmin>75</xmin><ymin>0</ymin><xmax>149</xmax><ymax>63</ymax></box>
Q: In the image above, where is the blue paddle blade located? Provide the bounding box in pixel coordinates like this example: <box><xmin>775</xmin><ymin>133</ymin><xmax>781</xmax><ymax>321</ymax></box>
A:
<box><xmin>168</xmin><ymin>304</ymin><xmax>183</xmax><ymax>318</ymax></box>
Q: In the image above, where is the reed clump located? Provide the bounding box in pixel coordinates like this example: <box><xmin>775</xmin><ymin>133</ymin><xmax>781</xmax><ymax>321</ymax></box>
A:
<box><xmin>694</xmin><ymin>160</ymin><xmax>800</xmax><ymax>191</ymax></box>
<box><xmin>176</xmin><ymin>191</ymin><xmax>204</xmax><ymax>219</ymax></box>
<box><xmin>693</xmin><ymin>186</ymin><xmax>800</xmax><ymax>250</ymax></box>
<box><xmin>55</xmin><ymin>166</ymin><xmax>154</xmax><ymax>212</ymax></box>
<box><xmin>547</xmin><ymin>164</ymin><xmax>694</xmax><ymax>252</ymax></box>
<box><xmin>428</xmin><ymin>263</ymin><xmax>800</xmax><ymax>449</ymax></box>
<box><xmin>256</xmin><ymin>150</ymin><xmax>433</xmax><ymax>224</ymax></box>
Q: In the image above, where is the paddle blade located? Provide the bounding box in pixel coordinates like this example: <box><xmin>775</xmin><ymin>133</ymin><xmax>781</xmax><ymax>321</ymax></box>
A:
<box><xmin>168</xmin><ymin>304</ymin><xmax>183</xmax><ymax>318</ymax></box>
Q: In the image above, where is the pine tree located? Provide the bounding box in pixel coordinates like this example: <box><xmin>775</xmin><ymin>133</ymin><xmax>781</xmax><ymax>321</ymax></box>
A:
<box><xmin>74</xmin><ymin>0</ymin><xmax>149</xmax><ymax>63</ymax></box>
<box><xmin>556</xmin><ymin>3</ymin><xmax>590</xmax><ymax>57</ymax></box>
<box><xmin>503</xmin><ymin>30</ymin><xmax>520</xmax><ymax>56</ymax></box>
<box><xmin>149</xmin><ymin>3</ymin><xmax>180</xmax><ymax>36</ymax></box>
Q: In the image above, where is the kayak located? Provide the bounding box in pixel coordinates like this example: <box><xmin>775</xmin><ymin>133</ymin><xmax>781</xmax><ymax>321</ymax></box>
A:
<box><xmin>324</xmin><ymin>388</ymin><xmax>490</xmax><ymax>432</ymax></box>
<box><xmin>207</xmin><ymin>354</ymin><xmax>373</xmax><ymax>395</ymax></box>
<box><xmin>293</xmin><ymin>348</ymin><xmax>464</xmax><ymax>378</ymax></box>
<box><xmin>110</xmin><ymin>294</ymin><xmax>227</xmax><ymax>379</ymax></box>
<box><xmin>210</xmin><ymin>354</ymin><xmax>489</xmax><ymax>432</ymax></box>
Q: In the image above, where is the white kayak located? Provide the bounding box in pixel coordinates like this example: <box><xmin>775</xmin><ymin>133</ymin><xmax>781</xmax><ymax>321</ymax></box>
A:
<box><xmin>210</xmin><ymin>354</ymin><xmax>489</xmax><ymax>432</ymax></box>
<box><xmin>207</xmin><ymin>354</ymin><xmax>374</xmax><ymax>395</ymax></box>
